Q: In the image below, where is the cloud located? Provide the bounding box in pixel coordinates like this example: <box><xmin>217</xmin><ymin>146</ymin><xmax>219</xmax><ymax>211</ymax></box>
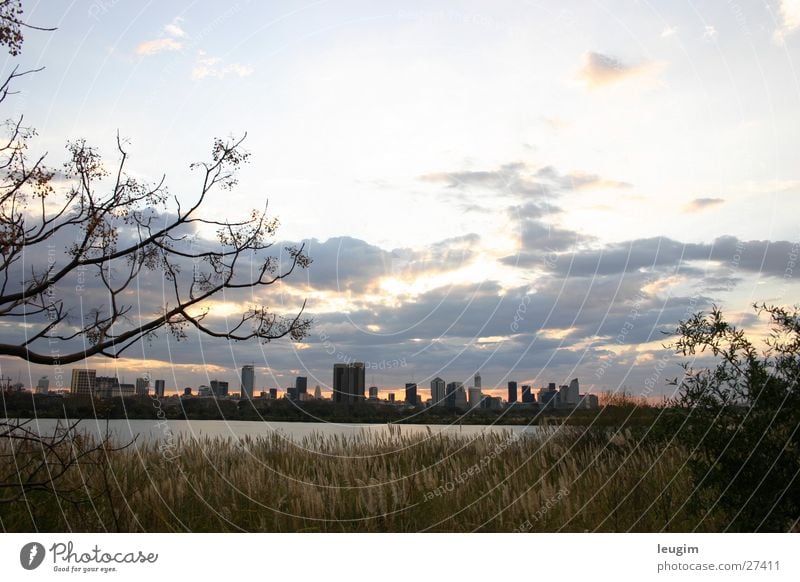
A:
<box><xmin>565</xmin><ymin>171</ymin><xmax>632</xmax><ymax>191</ymax></box>
<box><xmin>420</xmin><ymin>162</ymin><xmax>629</xmax><ymax>204</ymax></box>
<box><xmin>577</xmin><ymin>51</ymin><xmax>664</xmax><ymax>88</ymax></box>
<box><xmin>192</xmin><ymin>54</ymin><xmax>254</xmax><ymax>79</ymax></box>
<box><xmin>136</xmin><ymin>38</ymin><xmax>182</xmax><ymax>56</ymax></box>
<box><xmin>284</xmin><ymin>234</ymin><xmax>479</xmax><ymax>293</ymax></box>
<box><xmin>702</xmin><ymin>25</ymin><xmax>718</xmax><ymax>40</ymax></box>
<box><xmin>164</xmin><ymin>18</ymin><xmax>187</xmax><ymax>39</ymax></box>
<box><xmin>513</xmin><ymin>235</ymin><xmax>800</xmax><ymax>279</ymax></box>
<box><xmin>684</xmin><ymin>197</ymin><xmax>725</xmax><ymax>212</ymax></box>
<box><xmin>136</xmin><ymin>18</ymin><xmax>186</xmax><ymax>56</ymax></box>
<box><xmin>774</xmin><ymin>0</ymin><xmax>800</xmax><ymax>43</ymax></box>
<box><xmin>661</xmin><ymin>26</ymin><xmax>677</xmax><ymax>38</ymax></box>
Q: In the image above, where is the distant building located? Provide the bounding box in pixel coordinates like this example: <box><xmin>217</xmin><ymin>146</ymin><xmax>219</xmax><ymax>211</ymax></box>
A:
<box><xmin>580</xmin><ymin>393</ymin><xmax>599</xmax><ymax>409</ymax></box>
<box><xmin>388</xmin><ymin>393</ymin><xmax>395</xmax><ymax>402</ymax></box>
<box><xmin>453</xmin><ymin>384</ymin><xmax>468</xmax><ymax>409</ymax></box>
<box><xmin>369</xmin><ymin>386</ymin><xmax>379</xmax><ymax>400</ymax></box>
<box><xmin>521</xmin><ymin>385</ymin><xmax>535</xmax><ymax>403</ymax></box>
<box><xmin>70</xmin><ymin>369</ymin><xmax>96</xmax><ymax>396</ymax></box>
<box><xmin>154</xmin><ymin>379</ymin><xmax>166</xmax><ymax>398</ymax></box>
<box><xmin>332</xmin><ymin>363</ymin><xmax>365</xmax><ymax>403</ymax></box>
<box><xmin>210</xmin><ymin>379</ymin><xmax>228</xmax><ymax>397</ymax></box>
<box><xmin>445</xmin><ymin>381</ymin><xmax>462</xmax><ymax>408</ymax></box>
<box><xmin>95</xmin><ymin>376</ymin><xmax>119</xmax><ymax>398</ymax></box>
<box><xmin>484</xmin><ymin>396</ymin><xmax>503</xmax><ymax>411</ymax></box>
<box><xmin>539</xmin><ymin>384</ymin><xmax>558</xmax><ymax>409</ymax></box>
<box><xmin>183</xmin><ymin>387</ymin><xmax>192</xmax><ymax>396</ymax></box>
<box><xmin>241</xmin><ymin>365</ymin><xmax>255</xmax><ymax>399</ymax></box>
<box><xmin>566</xmin><ymin>378</ymin><xmax>580</xmax><ymax>405</ymax></box>
<box><xmin>405</xmin><ymin>383</ymin><xmax>417</xmax><ymax>405</ymax></box>
<box><xmin>474</xmin><ymin>373</ymin><xmax>482</xmax><ymax>391</ymax></box>
<box><xmin>35</xmin><ymin>376</ymin><xmax>49</xmax><ymax>394</ymax></box>
<box><xmin>269</xmin><ymin>388</ymin><xmax>278</xmax><ymax>399</ymax></box>
<box><xmin>198</xmin><ymin>385</ymin><xmax>211</xmax><ymax>397</ymax></box>
<box><xmin>468</xmin><ymin>385</ymin><xmax>482</xmax><ymax>408</ymax></box>
<box><xmin>314</xmin><ymin>385</ymin><xmax>322</xmax><ymax>399</ymax></box>
<box><xmin>430</xmin><ymin>377</ymin><xmax>446</xmax><ymax>406</ymax></box>
<box><xmin>135</xmin><ymin>377</ymin><xmax>149</xmax><ymax>396</ymax></box>
<box><xmin>507</xmin><ymin>381</ymin><xmax>518</xmax><ymax>403</ymax></box>
<box><xmin>296</xmin><ymin>376</ymin><xmax>308</xmax><ymax>398</ymax></box>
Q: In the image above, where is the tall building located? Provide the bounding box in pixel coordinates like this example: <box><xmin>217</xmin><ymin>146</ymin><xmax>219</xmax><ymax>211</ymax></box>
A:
<box><xmin>445</xmin><ymin>381</ymin><xmax>462</xmax><ymax>408</ymax></box>
<box><xmin>567</xmin><ymin>378</ymin><xmax>580</xmax><ymax>404</ymax></box>
<box><xmin>210</xmin><ymin>379</ymin><xmax>229</xmax><ymax>397</ymax></box>
<box><xmin>70</xmin><ymin>369</ymin><xmax>96</xmax><ymax>396</ymax></box>
<box><xmin>154</xmin><ymin>379</ymin><xmax>166</xmax><ymax>398</ymax></box>
<box><xmin>269</xmin><ymin>388</ymin><xmax>278</xmax><ymax>399</ymax></box>
<box><xmin>35</xmin><ymin>376</ymin><xmax>49</xmax><ymax>394</ymax></box>
<box><xmin>453</xmin><ymin>384</ymin><xmax>468</xmax><ymax>409</ymax></box>
<box><xmin>96</xmin><ymin>376</ymin><xmax>119</xmax><ymax>398</ymax></box>
<box><xmin>430</xmin><ymin>377</ymin><xmax>445</xmax><ymax>406</ymax></box>
<box><xmin>314</xmin><ymin>384</ymin><xmax>322</xmax><ymax>399</ymax></box>
<box><xmin>135</xmin><ymin>377</ymin><xmax>149</xmax><ymax>396</ymax></box>
<box><xmin>474</xmin><ymin>372</ymin><xmax>482</xmax><ymax>391</ymax></box>
<box><xmin>241</xmin><ymin>365</ymin><xmax>255</xmax><ymax>399</ymax></box>
<box><xmin>508</xmin><ymin>381</ymin><xmax>518</xmax><ymax>403</ymax></box>
<box><xmin>405</xmin><ymin>383</ymin><xmax>417</xmax><ymax>405</ymax></box>
<box><xmin>296</xmin><ymin>376</ymin><xmax>308</xmax><ymax>397</ymax></box>
<box><xmin>369</xmin><ymin>386</ymin><xmax>379</xmax><ymax>400</ymax></box>
<box><xmin>468</xmin><ymin>385</ymin><xmax>482</xmax><ymax>407</ymax></box>
<box><xmin>332</xmin><ymin>363</ymin><xmax>365</xmax><ymax>403</ymax></box>
<box><xmin>539</xmin><ymin>384</ymin><xmax>558</xmax><ymax>409</ymax></box>
<box><xmin>521</xmin><ymin>384</ymin><xmax>535</xmax><ymax>403</ymax></box>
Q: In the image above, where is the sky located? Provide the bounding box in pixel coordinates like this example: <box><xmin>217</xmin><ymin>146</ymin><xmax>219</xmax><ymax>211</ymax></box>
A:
<box><xmin>2</xmin><ymin>0</ymin><xmax>800</xmax><ymax>398</ymax></box>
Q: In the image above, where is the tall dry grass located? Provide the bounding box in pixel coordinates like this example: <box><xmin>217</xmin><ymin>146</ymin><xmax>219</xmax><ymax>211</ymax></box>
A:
<box><xmin>0</xmin><ymin>425</ymin><xmax>725</xmax><ymax>532</ymax></box>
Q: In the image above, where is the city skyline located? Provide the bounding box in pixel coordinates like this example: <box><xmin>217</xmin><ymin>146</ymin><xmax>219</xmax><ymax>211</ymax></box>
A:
<box><xmin>1</xmin><ymin>1</ymin><xmax>799</xmax><ymax>398</ymax></box>
<box><xmin>8</xmin><ymin>361</ymin><xmax>603</xmax><ymax>404</ymax></box>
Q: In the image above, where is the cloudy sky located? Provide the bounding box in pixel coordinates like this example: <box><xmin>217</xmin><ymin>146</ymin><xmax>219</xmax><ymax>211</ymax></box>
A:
<box><xmin>3</xmin><ymin>0</ymin><xmax>800</xmax><ymax>398</ymax></box>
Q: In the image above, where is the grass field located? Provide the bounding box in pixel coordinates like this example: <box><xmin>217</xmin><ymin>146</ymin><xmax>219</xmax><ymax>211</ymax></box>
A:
<box><xmin>0</xmin><ymin>424</ymin><xmax>727</xmax><ymax>532</ymax></box>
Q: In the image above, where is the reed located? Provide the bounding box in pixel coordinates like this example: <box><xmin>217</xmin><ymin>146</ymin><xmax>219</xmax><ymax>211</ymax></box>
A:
<box><xmin>0</xmin><ymin>426</ymin><xmax>725</xmax><ymax>532</ymax></box>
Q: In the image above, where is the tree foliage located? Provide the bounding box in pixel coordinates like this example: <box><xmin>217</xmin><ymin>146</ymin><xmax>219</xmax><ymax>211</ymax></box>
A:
<box><xmin>667</xmin><ymin>303</ymin><xmax>800</xmax><ymax>531</ymax></box>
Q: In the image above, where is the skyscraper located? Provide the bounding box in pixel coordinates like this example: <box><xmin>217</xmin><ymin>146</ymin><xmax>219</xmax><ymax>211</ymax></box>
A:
<box><xmin>468</xmin><ymin>385</ymin><xmax>482</xmax><ymax>407</ymax></box>
<box><xmin>474</xmin><ymin>372</ymin><xmax>482</xmax><ymax>390</ymax></box>
<box><xmin>70</xmin><ymin>369</ymin><xmax>96</xmax><ymax>396</ymax></box>
<box><xmin>314</xmin><ymin>384</ymin><xmax>322</xmax><ymax>399</ymax></box>
<box><xmin>521</xmin><ymin>384</ymin><xmax>534</xmax><ymax>403</ymax></box>
<box><xmin>539</xmin><ymin>384</ymin><xmax>557</xmax><ymax>409</ymax></box>
<box><xmin>210</xmin><ymin>379</ymin><xmax>229</xmax><ymax>397</ymax></box>
<box><xmin>567</xmin><ymin>378</ymin><xmax>580</xmax><ymax>404</ymax></box>
<box><xmin>405</xmin><ymin>383</ymin><xmax>417</xmax><ymax>405</ymax></box>
<box><xmin>135</xmin><ymin>377</ymin><xmax>149</xmax><ymax>396</ymax></box>
<box><xmin>430</xmin><ymin>377</ymin><xmax>445</xmax><ymax>406</ymax></box>
<box><xmin>296</xmin><ymin>376</ymin><xmax>308</xmax><ymax>398</ymax></box>
<box><xmin>453</xmin><ymin>384</ymin><xmax>468</xmax><ymax>409</ymax></box>
<box><xmin>445</xmin><ymin>381</ymin><xmax>461</xmax><ymax>408</ymax></box>
<box><xmin>332</xmin><ymin>363</ymin><xmax>365</xmax><ymax>403</ymax></box>
<box><xmin>154</xmin><ymin>379</ymin><xmax>166</xmax><ymax>398</ymax></box>
<box><xmin>369</xmin><ymin>386</ymin><xmax>378</xmax><ymax>400</ymax></box>
<box><xmin>241</xmin><ymin>365</ymin><xmax>255</xmax><ymax>399</ymax></box>
<box><xmin>36</xmin><ymin>376</ymin><xmax>49</xmax><ymax>394</ymax></box>
<box><xmin>508</xmin><ymin>381</ymin><xmax>518</xmax><ymax>403</ymax></box>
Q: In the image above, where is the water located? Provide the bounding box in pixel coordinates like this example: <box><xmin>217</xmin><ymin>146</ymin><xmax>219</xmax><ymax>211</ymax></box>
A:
<box><xmin>8</xmin><ymin>418</ymin><xmax>544</xmax><ymax>445</ymax></box>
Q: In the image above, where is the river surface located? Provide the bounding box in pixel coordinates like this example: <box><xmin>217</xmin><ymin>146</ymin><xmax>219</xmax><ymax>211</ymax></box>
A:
<box><xmin>9</xmin><ymin>418</ymin><xmax>546</xmax><ymax>444</ymax></box>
